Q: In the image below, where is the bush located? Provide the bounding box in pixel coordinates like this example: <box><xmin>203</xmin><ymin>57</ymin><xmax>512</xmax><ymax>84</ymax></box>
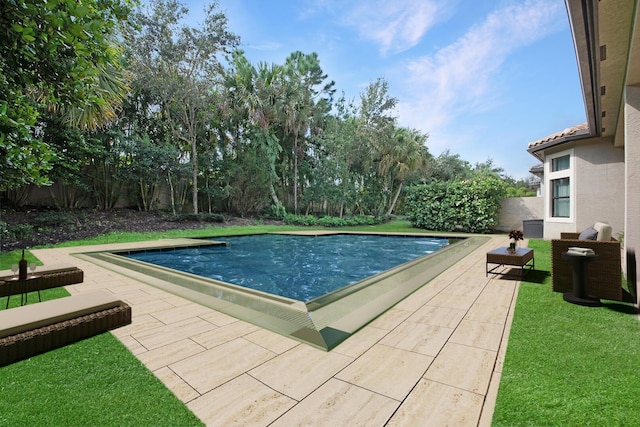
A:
<box><xmin>405</xmin><ymin>177</ymin><xmax>506</xmax><ymax>233</ymax></box>
<box><xmin>31</xmin><ymin>211</ymin><xmax>76</xmax><ymax>227</ymax></box>
<box><xmin>7</xmin><ymin>224</ymin><xmax>35</xmax><ymax>240</ymax></box>
<box><xmin>283</xmin><ymin>214</ymin><xmax>381</xmax><ymax>227</ymax></box>
<box><xmin>169</xmin><ymin>213</ymin><xmax>227</xmax><ymax>223</ymax></box>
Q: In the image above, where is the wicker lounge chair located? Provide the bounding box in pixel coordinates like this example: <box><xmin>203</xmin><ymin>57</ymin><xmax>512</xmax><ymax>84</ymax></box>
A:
<box><xmin>551</xmin><ymin>231</ymin><xmax>632</xmax><ymax>302</ymax></box>
<box><xmin>0</xmin><ymin>290</ymin><xmax>131</xmax><ymax>366</ymax></box>
<box><xmin>0</xmin><ymin>265</ymin><xmax>84</xmax><ymax>308</ymax></box>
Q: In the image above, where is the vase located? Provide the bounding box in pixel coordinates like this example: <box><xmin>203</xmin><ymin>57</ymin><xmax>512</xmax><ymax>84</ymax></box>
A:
<box><xmin>507</xmin><ymin>241</ymin><xmax>517</xmax><ymax>253</ymax></box>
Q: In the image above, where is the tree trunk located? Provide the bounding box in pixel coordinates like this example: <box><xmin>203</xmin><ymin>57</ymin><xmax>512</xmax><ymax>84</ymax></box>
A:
<box><xmin>386</xmin><ymin>181</ymin><xmax>403</xmax><ymax>216</ymax></box>
<box><xmin>191</xmin><ymin>139</ymin><xmax>198</xmax><ymax>214</ymax></box>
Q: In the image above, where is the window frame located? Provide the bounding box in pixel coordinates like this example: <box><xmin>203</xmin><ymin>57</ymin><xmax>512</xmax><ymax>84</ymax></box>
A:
<box><xmin>546</xmin><ymin>149</ymin><xmax>574</xmax><ymax>222</ymax></box>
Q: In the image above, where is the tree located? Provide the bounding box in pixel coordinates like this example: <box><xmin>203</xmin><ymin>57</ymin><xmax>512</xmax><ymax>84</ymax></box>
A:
<box><xmin>426</xmin><ymin>150</ymin><xmax>473</xmax><ymax>182</ymax></box>
<box><xmin>281</xmin><ymin>51</ymin><xmax>335</xmax><ymax>213</ymax></box>
<box><xmin>0</xmin><ymin>0</ymin><xmax>131</xmax><ymax>191</ymax></box>
<box><xmin>127</xmin><ymin>0</ymin><xmax>238</xmax><ymax>213</ymax></box>
<box><xmin>221</xmin><ymin>52</ymin><xmax>285</xmax><ymax>213</ymax></box>
<box><xmin>382</xmin><ymin>127</ymin><xmax>431</xmax><ymax>216</ymax></box>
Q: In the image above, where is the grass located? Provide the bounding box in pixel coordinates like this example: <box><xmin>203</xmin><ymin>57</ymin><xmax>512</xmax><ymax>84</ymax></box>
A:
<box><xmin>492</xmin><ymin>239</ymin><xmax>640</xmax><ymax>426</ymax></box>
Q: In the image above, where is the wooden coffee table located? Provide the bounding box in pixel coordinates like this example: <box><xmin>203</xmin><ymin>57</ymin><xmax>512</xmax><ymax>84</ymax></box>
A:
<box><xmin>486</xmin><ymin>247</ymin><xmax>534</xmax><ymax>279</ymax></box>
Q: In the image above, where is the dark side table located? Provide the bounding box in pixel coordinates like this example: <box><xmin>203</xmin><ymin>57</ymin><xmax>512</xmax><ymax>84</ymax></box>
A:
<box><xmin>561</xmin><ymin>251</ymin><xmax>600</xmax><ymax>307</ymax></box>
<box><xmin>486</xmin><ymin>247</ymin><xmax>534</xmax><ymax>279</ymax></box>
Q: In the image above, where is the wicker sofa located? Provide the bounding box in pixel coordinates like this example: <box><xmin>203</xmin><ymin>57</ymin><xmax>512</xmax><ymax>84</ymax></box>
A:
<box><xmin>551</xmin><ymin>231</ymin><xmax>632</xmax><ymax>302</ymax></box>
<box><xmin>0</xmin><ymin>290</ymin><xmax>131</xmax><ymax>366</ymax></box>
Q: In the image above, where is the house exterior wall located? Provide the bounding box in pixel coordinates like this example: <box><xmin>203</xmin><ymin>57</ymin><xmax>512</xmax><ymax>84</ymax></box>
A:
<box><xmin>541</xmin><ymin>141</ymin><xmax>625</xmax><ymax>239</ymax></box>
<box><xmin>624</xmin><ymin>84</ymin><xmax>640</xmax><ymax>301</ymax></box>
<box><xmin>496</xmin><ymin>197</ymin><xmax>544</xmax><ymax>232</ymax></box>
<box><xmin>573</xmin><ymin>139</ymin><xmax>625</xmax><ymax>237</ymax></box>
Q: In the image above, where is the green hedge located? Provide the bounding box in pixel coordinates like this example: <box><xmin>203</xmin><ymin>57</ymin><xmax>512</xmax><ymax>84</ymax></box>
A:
<box><xmin>283</xmin><ymin>214</ymin><xmax>380</xmax><ymax>227</ymax></box>
<box><xmin>405</xmin><ymin>177</ymin><xmax>505</xmax><ymax>233</ymax></box>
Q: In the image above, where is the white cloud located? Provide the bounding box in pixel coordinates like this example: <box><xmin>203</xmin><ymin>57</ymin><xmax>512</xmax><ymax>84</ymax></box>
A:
<box><xmin>246</xmin><ymin>41</ymin><xmax>282</xmax><ymax>52</ymax></box>
<box><xmin>342</xmin><ymin>0</ymin><xmax>448</xmax><ymax>55</ymax></box>
<box><xmin>397</xmin><ymin>0</ymin><xmax>565</xmax><ymax>134</ymax></box>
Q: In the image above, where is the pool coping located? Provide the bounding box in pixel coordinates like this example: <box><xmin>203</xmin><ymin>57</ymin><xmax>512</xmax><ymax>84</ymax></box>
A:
<box><xmin>74</xmin><ymin>232</ymin><xmax>489</xmax><ymax>350</ymax></box>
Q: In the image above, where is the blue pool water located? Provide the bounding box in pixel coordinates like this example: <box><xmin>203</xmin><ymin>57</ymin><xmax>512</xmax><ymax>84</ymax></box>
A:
<box><xmin>125</xmin><ymin>234</ymin><xmax>450</xmax><ymax>301</ymax></box>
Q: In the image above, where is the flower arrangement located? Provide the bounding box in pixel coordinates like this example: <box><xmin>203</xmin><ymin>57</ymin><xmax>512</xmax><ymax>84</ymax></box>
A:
<box><xmin>508</xmin><ymin>229</ymin><xmax>524</xmax><ymax>241</ymax></box>
<box><xmin>507</xmin><ymin>229</ymin><xmax>523</xmax><ymax>252</ymax></box>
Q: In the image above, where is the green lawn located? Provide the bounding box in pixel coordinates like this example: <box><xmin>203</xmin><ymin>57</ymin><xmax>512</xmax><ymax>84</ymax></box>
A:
<box><xmin>492</xmin><ymin>239</ymin><xmax>640</xmax><ymax>426</ymax></box>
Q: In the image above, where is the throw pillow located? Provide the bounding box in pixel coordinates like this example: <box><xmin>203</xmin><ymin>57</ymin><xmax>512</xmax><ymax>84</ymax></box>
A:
<box><xmin>579</xmin><ymin>226</ymin><xmax>598</xmax><ymax>240</ymax></box>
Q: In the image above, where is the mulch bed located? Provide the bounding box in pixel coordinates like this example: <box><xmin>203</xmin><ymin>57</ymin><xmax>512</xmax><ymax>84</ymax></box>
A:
<box><xmin>0</xmin><ymin>208</ymin><xmax>277</xmax><ymax>252</ymax></box>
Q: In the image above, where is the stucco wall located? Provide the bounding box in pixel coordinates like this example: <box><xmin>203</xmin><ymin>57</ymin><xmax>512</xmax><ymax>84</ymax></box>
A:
<box><xmin>573</xmin><ymin>139</ymin><xmax>625</xmax><ymax>238</ymax></box>
<box><xmin>541</xmin><ymin>140</ymin><xmax>625</xmax><ymax>239</ymax></box>
<box><xmin>624</xmin><ymin>84</ymin><xmax>640</xmax><ymax>302</ymax></box>
<box><xmin>496</xmin><ymin>197</ymin><xmax>543</xmax><ymax>232</ymax></box>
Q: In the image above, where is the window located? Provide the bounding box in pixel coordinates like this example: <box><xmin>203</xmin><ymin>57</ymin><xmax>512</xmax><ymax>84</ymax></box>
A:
<box><xmin>547</xmin><ymin>150</ymin><xmax>573</xmax><ymax>220</ymax></box>
<box><xmin>552</xmin><ymin>177</ymin><xmax>570</xmax><ymax>217</ymax></box>
<box><xmin>552</xmin><ymin>155</ymin><xmax>570</xmax><ymax>171</ymax></box>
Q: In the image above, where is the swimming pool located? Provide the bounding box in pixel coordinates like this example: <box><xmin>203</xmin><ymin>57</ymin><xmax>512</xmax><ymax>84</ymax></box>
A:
<box><xmin>76</xmin><ymin>232</ymin><xmax>488</xmax><ymax>350</ymax></box>
<box><xmin>124</xmin><ymin>234</ymin><xmax>451</xmax><ymax>301</ymax></box>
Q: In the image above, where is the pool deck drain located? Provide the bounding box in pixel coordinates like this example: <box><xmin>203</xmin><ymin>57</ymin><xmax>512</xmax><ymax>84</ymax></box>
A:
<box><xmin>30</xmin><ymin>234</ymin><xmax>520</xmax><ymax>426</ymax></box>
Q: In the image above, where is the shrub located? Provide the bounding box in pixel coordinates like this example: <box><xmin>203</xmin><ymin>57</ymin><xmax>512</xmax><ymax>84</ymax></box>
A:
<box><xmin>7</xmin><ymin>224</ymin><xmax>34</xmax><ymax>240</ymax></box>
<box><xmin>405</xmin><ymin>177</ymin><xmax>506</xmax><ymax>233</ymax></box>
<box><xmin>31</xmin><ymin>211</ymin><xmax>75</xmax><ymax>227</ymax></box>
<box><xmin>169</xmin><ymin>213</ymin><xmax>227</xmax><ymax>223</ymax></box>
<box><xmin>283</xmin><ymin>214</ymin><xmax>381</xmax><ymax>227</ymax></box>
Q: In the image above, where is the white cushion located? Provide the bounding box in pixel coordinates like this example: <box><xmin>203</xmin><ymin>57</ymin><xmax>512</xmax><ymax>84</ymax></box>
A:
<box><xmin>0</xmin><ymin>290</ymin><xmax>122</xmax><ymax>339</ymax></box>
<box><xmin>593</xmin><ymin>222</ymin><xmax>612</xmax><ymax>241</ymax></box>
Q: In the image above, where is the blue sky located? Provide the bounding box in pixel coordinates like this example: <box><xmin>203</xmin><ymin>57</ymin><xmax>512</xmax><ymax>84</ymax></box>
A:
<box><xmin>181</xmin><ymin>0</ymin><xmax>586</xmax><ymax>180</ymax></box>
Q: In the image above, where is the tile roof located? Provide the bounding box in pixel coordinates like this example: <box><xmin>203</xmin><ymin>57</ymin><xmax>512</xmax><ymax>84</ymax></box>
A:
<box><xmin>527</xmin><ymin>123</ymin><xmax>589</xmax><ymax>150</ymax></box>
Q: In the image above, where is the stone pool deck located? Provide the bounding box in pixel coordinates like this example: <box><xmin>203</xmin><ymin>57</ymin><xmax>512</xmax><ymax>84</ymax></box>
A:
<box><xmin>31</xmin><ymin>234</ymin><xmax>521</xmax><ymax>426</ymax></box>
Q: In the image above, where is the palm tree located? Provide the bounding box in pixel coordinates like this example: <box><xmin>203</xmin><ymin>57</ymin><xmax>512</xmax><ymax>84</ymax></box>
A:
<box><xmin>380</xmin><ymin>127</ymin><xmax>430</xmax><ymax>216</ymax></box>
<box><xmin>222</xmin><ymin>52</ymin><xmax>285</xmax><ymax>210</ymax></box>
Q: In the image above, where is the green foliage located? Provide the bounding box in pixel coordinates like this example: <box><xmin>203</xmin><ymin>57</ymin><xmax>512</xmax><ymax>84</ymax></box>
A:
<box><xmin>30</xmin><ymin>211</ymin><xmax>76</xmax><ymax>228</ymax></box>
<box><xmin>405</xmin><ymin>176</ymin><xmax>507</xmax><ymax>233</ymax></box>
<box><xmin>5</xmin><ymin>224</ymin><xmax>35</xmax><ymax>240</ymax></box>
<box><xmin>283</xmin><ymin>214</ymin><xmax>380</xmax><ymax>227</ymax></box>
<box><xmin>505</xmin><ymin>185</ymin><xmax>536</xmax><ymax>197</ymax></box>
<box><xmin>0</xmin><ymin>0</ymin><xmax>131</xmax><ymax>191</ymax></box>
<box><xmin>169</xmin><ymin>213</ymin><xmax>227</xmax><ymax>223</ymax></box>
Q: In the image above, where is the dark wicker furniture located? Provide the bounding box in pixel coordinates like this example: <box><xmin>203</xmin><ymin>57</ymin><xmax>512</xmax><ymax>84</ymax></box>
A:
<box><xmin>486</xmin><ymin>247</ymin><xmax>534</xmax><ymax>279</ymax></box>
<box><xmin>1</xmin><ymin>266</ymin><xmax>84</xmax><ymax>308</ymax></box>
<box><xmin>0</xmin><ymin>290</ymin><xmax>131</xmax><ymax>366</ymax></box>
<box><xmin>551</xmin><ymin>232</ymin><xmax>633</xmax><ymax>302</ymax></box>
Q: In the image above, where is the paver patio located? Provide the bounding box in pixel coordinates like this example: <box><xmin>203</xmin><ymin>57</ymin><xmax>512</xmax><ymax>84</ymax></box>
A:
<box><xmin>30</xmin><ymin>235</ymin><xmax>520</xmax><ymax>426</ymax></box>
